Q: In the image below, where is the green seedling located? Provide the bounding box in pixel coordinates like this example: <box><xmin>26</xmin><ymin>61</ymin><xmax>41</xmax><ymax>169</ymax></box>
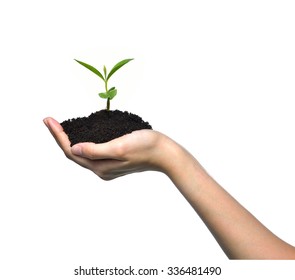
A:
<box><xmin>74</xmin><ymin>58</ymin><xmax>133</xmax><ymax>111</ymax></box>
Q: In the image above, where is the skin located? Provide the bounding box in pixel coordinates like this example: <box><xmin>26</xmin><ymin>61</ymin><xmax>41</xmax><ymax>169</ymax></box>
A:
<box><xmin>44</xmin><ymin>117</ymin><xmax>295</xmax><ymax>259</ymax></box>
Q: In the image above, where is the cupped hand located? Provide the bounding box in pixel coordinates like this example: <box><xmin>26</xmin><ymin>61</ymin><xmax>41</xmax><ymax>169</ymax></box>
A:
<box><xmin>43</xmin><ymin>117</ymin><xmax>173</xmax><ymax>180</ymax></box>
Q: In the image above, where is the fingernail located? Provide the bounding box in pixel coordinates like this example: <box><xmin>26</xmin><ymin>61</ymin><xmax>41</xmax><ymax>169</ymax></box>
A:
<box><xmin>72</xmin><ymin>145</ymin><xmax>82</xmax><ymax>156</ymax></box>
<box><xmin>43</xmin><ymin>118</ymin><xmax>49</xmax><ymax>126</ymax></box>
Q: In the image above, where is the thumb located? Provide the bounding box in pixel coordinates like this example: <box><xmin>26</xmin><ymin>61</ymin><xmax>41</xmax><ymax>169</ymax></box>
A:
<box><xmin>71</xmin><ymin>144</ymin><xmax>83</xmax><ymax>156</ymax></box>
<box><xmin>71</xmin><ymin>143</ymin><xmax>98</xmax><ymax>159</ymax></box>
<box><xmin>71</xmin><ymin>142</ymin><xmax>119</xmax><ymax>160</ymax></box>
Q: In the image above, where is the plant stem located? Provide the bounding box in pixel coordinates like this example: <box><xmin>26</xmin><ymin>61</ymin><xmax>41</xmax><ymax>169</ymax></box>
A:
<box><xmin>107</xmin><ymin>98</ymin><xmax>110</xmax><ymax>111</ymax></box>
<box><xmin>105</xmin><ymin>79</ymin><xmax>110</xmax><ymax>111</ymax></box>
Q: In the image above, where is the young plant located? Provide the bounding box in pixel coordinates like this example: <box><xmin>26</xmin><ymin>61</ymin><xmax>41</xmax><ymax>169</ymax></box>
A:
<box><xmin>74</xmin><ymin>58</ymin><xmax>133</xmax><ymax>111</ymax></box>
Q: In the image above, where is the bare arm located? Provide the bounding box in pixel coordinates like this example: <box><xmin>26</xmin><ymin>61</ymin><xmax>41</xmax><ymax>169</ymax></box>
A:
<box><xmin>160</xmin><ymin>139</ymin><xmax>295</xmax><ymax>259</ymax></box>
<box><xmin>44</xmin><ymin>117</ymin><xmax>295</xmax><ymax>259</ymax></box>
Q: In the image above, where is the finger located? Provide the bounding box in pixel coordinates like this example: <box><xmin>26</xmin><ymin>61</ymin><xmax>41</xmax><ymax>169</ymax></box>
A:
<box><xmin>43</xmin><ymin>117</ymin><xmax>72</xmax><ymax>155</ymax></box>
<box><xmin>43</xmin><ymin>117</ymin><xmax>92</xmax><ymax>168</ymax></box>
<box><xmin>71</xmin><ymin>140</ymin><xmax>126</xmax><ymax>160</ymax></box>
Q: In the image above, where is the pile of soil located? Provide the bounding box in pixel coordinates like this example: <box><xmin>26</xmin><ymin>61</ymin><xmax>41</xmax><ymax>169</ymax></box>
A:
<box><xmin>61</xmin><ymin>110</ymin><xmax>152</xmax><ymax>146</ymax></box>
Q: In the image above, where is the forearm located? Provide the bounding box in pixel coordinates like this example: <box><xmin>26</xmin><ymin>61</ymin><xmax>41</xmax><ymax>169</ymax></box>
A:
<box><xmin>160</xmin><ymin>137</ymin><xmax>295</xmax><ymax>259</ymax></box>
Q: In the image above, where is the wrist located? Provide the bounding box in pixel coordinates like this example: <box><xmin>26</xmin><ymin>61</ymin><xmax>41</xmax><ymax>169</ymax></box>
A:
<box><xmin>156</xmin><ymin>134</ymin><xmax>195</xmax><ymax>175</ymax></box>
<box><xmin>157</xmin><ymin>135</ymin><xmax>209</xmax><ymax>197</ymax></box>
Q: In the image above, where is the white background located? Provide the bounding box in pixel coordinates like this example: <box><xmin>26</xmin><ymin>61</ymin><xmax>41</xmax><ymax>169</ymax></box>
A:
<box><xmin>1</xmin><ymin>0</ymin><xmax>295</xmax><ymax>279</ymax></box>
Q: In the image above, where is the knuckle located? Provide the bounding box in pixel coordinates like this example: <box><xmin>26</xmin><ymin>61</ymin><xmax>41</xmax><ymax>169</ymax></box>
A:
<box><xmin>95</xmin><ymin>170</ymin><xmax>113</xmax><ymax>181</ymax></box>
<box><xmin>64</xmin><ymin>150</ymin><xmax>72</xmax><ymax>160</ymax></box>
<box><xmin>113</xmin><ymin>141</ymin><xmax>128</xmax><ymax>158</ymax></box>
<box><xmin>94</xmin><ymin>161</ymin><xmax>118</xmax><ymax>181</ymax></box>
<box><xmin>100</xmin><ymin>175</ymin><xmax>113</xmax><ymax>181</ymax></box>
<box><xmin>85</xmin><ymin>144</ymin><xmax>96</xmax><ymax>160</ymax></box>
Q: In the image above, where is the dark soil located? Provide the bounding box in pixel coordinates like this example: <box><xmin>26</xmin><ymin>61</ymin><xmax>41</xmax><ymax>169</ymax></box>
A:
<box><xmin>61</xmin><ymin>110</ymin><xmax>152</xmax><ymax>146</ymax></box>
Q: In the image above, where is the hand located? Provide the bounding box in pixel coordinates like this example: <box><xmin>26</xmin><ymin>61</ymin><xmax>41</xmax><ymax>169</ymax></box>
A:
<box><xmin>43</xmin><ymin>117</ymin><xmax>173</xmax><ymax>180</ymax></box>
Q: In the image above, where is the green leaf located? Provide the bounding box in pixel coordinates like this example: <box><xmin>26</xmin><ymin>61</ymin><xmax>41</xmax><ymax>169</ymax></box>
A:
<box><xmin>103</xmin><ymin>65</ymin><xmax>107</xmax><ymax>79</ymax></box>
<box><xmin>99</xmin><ymin>92</ymin><xmax>108</xmax><ymax>99</ymax></box>
<box><xmin>75</xmin><ymin>59</ymin><xmax>105</xmax><ymax>81</ymax></box>
<box><xmin>106</xmin><ymin>58</ymin><xmax>133</xmax><ymax>81</ymax></box>
<box><xmin>107</xmin><ymin>87</ymin><xmax>117</xmax><ymax>100</ymax></box>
